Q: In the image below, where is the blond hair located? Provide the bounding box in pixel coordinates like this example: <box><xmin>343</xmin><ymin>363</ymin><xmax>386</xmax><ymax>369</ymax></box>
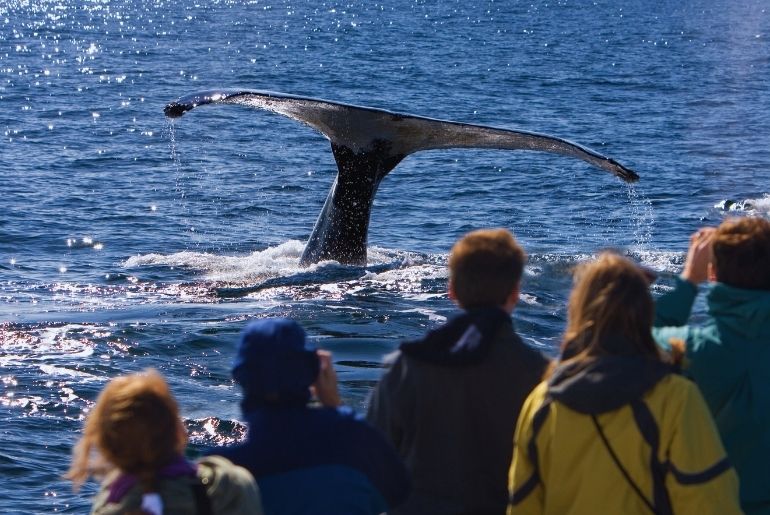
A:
<box><xmin>448</xmin><ymin>228</ymin><xmax>526</xmax><ymax>309</ymax></box>
<box><xmin>67</xmin><ymin>370</ymin><xmax>187</xmax><ymax>492</ymax></box>
<box><xmin>554</xmin><ymin>252</ymin><xmax>662</xmax><ymax>373</ymax></box>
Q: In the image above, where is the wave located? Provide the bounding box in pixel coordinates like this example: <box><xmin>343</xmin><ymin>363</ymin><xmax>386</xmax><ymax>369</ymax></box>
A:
<box><xmin>714</xmin><ymin>193</ymin><xmax>770</xmax><ymax>217</ymax></box>
<box><xmin>0</xmin><ymin>323</ymin><xmax>100</xmax><ymax>365</ymax></box>
<box><xmin>186</xmin><ymin>417</ymin><xmax>248</xmax><ymax>447</ymax></box>
<box><xmin>627</xmin><ymin>249</ymin><xmax>683</xmax><ymax>275</ymax></box>
<box><xmin>122</xmin><ymin>240</ymin><xmax>690</xmax><ymax>294</ymax></box>
<box><xmin>124</xmin><ymin>241</ymin><xmax>437</xmax><ymax>286</ymax></box>
<box><xmin>123</xmin><ymin>240</ymin><xmax>307</xmax><ymax>282</ymax></box>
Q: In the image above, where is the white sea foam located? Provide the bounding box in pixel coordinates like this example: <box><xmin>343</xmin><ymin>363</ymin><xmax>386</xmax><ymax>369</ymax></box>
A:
<box><xmin>360</xmin><ymin>263</ymin><xmax>446</xmax><ymax>292</ymax></box>
<box><xmin>714</xmin><ymin>193</ymin><xmax>770</xmax><ymax>217</ymax></box>
<box><xmin>519</xmin><ymin>293</ymin><xmax>540</xmax><ymax>306</ymax></box>
<box><xmin>629</xmin><ymin>250</ymin><xmax>683</xmax><ymax>274</ymax></box>
<box><xmin>524</xmin><ymin>253</ymin><xmax>594</xmax><ymax>278</ymax></box>
<box><xmin>745</xmin><ymin>194</ymin><xmax>770</xmax><ymax>216</ymax></box>
<box><xmin>397</xmin><ymin>307</ymin><xmax>447</xmax><ymax>323</ymax></box>
<box><xmin>0</xmin><ymin>325</ymin><xmax>105</xmax><ymax>378</ymax></box>
<box><xmin>124</xmin><ymin>240</ymin><xmax>307</xmax><ymax>282</ymax></box>
<box><xmin>38</xmin><ymin>364</ymin><xmax>95</xmax><ymax>379</ymax></box>
<box><xmin>125</xmin><ymin>242</ymin><xmax>436</xmax><ymax>287</ymax></box>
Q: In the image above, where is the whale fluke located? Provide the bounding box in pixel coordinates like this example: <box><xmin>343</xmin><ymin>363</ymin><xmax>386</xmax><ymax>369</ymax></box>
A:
<box><xmin>165</xmin><ymin>89</ymin><xmax>639</xmax><ymax>266</ymax></box>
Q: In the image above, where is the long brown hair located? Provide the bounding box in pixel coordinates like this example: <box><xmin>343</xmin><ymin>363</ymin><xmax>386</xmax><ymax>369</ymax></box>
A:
<box><xmin>551</xmin><ymin>252</ymin><xmax>663</xmax><ymax>376</ymax></box>
<box><xmin>67</xmin><ymin>369</ymin><xmax>187</xmax><ymax>492</ymax></box>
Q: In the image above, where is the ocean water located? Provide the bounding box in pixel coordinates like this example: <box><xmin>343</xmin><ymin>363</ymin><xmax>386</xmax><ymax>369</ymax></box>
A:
<box><xmin>1</xmin><ymin>0</ymin><xmax>769</xmax><ymax>511</ymax></box>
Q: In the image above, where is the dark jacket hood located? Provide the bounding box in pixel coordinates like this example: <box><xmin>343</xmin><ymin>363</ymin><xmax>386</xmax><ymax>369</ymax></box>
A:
<box><xmin>399</xmin><ymin>307</ymin><xmax>512</xmax><ymax>366</ymax></box>
<box><xmin>548</xmin><ymin>355</ymin><xmax>673</xmax><ymax>415</ymax></box>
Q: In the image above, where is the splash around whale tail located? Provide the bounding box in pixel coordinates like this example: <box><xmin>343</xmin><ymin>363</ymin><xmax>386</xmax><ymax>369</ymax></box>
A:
<box><xmin>165</xmin><ymin>89</ymin><xmax>639</xmax><ymax>266</ymax></box>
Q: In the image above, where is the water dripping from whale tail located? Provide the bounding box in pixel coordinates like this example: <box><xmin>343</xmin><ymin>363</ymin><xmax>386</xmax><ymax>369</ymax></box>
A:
<box><xmin>165</xmin><ymin>89</ymin><xmax>640</xmax><ymax>266</ymax></box>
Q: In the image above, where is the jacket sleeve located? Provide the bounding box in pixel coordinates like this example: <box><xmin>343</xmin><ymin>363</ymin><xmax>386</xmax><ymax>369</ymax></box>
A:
<box><xmin>507</xmin><ymin>382</ymin><xmax>547</xmax><ymax>515</ymax></box>
<box><xmin>363</xmin><ymin>354</ymin><xmax>413</xmax><ymax>509</ymax></box>
<box><xmin>365</xmin><ymin>352</ymin><xmax>408</xmax><ymax>450</ymax></box>
<box><xmin>198</xmin><ymin>455</ymin><xmax>264</xmax><ymax>515</ymax></box>
<box><xmin>653</xmin><ymin>275</ymin><xmax>698</xmax><ymax>329</ymax></box>
<box><xmin>652</xmin><ymin>278</ymin><xmax>731</xmax><ymax>394</ymax></box>
<box><xmin>662</xmin><ymin>381</ymin><xmax>743</xmax><ymax>515</ymax></box>
<box><xmin>349</xmin><ymin>414</ymin><xmax>412</xmax><ymax>510</ymax></box>
<box><xmin>653</xmin><ymin>276</ymin><xmax>699</xmax><ymax>353</ymax></box>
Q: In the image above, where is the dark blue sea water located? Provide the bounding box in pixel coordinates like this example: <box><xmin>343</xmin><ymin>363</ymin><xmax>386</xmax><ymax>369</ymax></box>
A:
<box><xmin>2</xmin><ymin>0</ymin><xmax>769</xmax><ymax>511</ymax></box>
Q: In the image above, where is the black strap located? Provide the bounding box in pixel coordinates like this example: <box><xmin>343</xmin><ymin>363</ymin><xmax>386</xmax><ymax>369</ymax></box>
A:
<box><xmin>191</xmin><ymin>478</ymin><xmax>213</xmax><ymax>515</ymax></box>
<box><xmin>630</xmin><ymin>400</ymin><xmax>673</xmax><ymax>515</ymax></box>
<box><xmin>592</xmin><ymin>414</ymin><xmax>659</xmax><ymax>514</ymax></box>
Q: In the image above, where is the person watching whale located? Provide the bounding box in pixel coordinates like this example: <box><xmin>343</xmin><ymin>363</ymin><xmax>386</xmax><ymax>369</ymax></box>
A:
<box><xmin>209</xmin><ymin>317</ymin><xmax>410</xmax><ymax>515</ymax></box>
<box><xmin>67</xmin><ymin>370</ymin><xmax>262</xmax><ymax>515</ymax></box>
<box><xmin>367</xmin><ymin>228</ymin><xmax>548</xmax><ymax>515</ymax></box>
<box><xmin>509</xmin><ymin>252</ymin><xmax>741</xmax><ymax>514</ymax></box>
<box><xmin>653</xmin><ymin>217</ymin><xmax>770</xmax><ymax>514</ymax></box>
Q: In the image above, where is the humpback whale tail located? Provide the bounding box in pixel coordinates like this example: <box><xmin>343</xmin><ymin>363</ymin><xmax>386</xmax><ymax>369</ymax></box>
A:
<box><xmin>165</xmin><ymin>89</ymin><xmax>639</xmax><ymax>266</ymax></box>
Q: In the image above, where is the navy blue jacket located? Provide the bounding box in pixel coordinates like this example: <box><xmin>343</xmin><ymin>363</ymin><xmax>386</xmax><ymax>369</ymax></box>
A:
<box><xmin>212</xmin><ymin>404</ymin><xmax>410</xmax><ymax>515</ymax></box>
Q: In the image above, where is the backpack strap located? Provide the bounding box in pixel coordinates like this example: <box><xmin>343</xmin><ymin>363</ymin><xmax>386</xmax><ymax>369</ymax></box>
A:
<box><xmin>510</xmin><ymin>396</ymin><xmax>552</xmax><ymax>505</ymax></box>
<box><xmin>592</xmin><ymin>400</ymin><xmax>673</xmax><ymax>515</ymax></box>
<box><xmin>630</xmin><ymin>399</ymin><xmax>673</xmax><ymax>515</ymax></box>
<box><xmin>592</xmin><ymin>414</ymin><xmax>658</xmax><ymax>514</ymax></box>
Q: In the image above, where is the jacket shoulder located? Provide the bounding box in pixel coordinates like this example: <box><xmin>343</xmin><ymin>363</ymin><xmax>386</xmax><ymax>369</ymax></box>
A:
<box><xmin>497</xmin><ymin>325</ymin><xmax>549</xmax><ymax>364</ymax></box>
<box><xmin>196</xmin><ymin>455</ymin><xmax>263</xmax><ymax>515</ymax></box>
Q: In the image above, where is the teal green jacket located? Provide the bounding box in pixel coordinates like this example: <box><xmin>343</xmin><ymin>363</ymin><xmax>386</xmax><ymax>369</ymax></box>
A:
<box><xmin>654</xmin><ymin>276</ymin><xmax>770</xmax><ymax>515</ymax></box>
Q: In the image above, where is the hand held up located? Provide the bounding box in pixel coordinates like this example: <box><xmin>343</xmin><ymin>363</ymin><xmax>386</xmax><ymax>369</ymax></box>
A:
<box><xmin>682</xmin><ymin>227</ymin><xmax>716</xmax><ymax>285</ymax></box>
<box><xmin>311</xmin><ymin>350</ymin><xmax>341</xmax><ymax>408</ymax></box>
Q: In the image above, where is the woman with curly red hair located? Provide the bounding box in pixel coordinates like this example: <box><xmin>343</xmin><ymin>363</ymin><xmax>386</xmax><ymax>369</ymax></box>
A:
<box><xmin>67</xmin><ymin>369</ymin><xmax>262</xmax><ymax>514</ymax></box>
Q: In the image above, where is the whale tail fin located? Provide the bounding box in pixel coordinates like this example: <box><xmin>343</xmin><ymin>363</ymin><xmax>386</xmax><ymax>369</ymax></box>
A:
<box><xmin>165</xmin><ymin>89</ymin><xmax>639</xmax><ymax>265</ymax></box>
<box><xmin>165</xmin><ymin>89</ymin><xmax>639</xmax><ymax>183</ymax></box>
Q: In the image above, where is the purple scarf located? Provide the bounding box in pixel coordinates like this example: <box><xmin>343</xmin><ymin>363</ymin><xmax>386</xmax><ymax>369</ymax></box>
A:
<box><xmin>107</xmin><ymin>455</ymin><xmax>197</xmax><ymax>503</ymax></box>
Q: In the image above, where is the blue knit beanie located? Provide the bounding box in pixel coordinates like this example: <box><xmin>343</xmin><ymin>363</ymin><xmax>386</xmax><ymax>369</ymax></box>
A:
<box><xmin>232</xmin><ymin>318</ymin><xmax>319</xmax><ymax>407</ymax></box>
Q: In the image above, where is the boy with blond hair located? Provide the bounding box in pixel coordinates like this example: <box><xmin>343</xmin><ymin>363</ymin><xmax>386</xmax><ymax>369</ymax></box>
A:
<box><xmin>367</xmin><ymin>228</ymin><xmax>548</xmax><ymax>515</ymax></box>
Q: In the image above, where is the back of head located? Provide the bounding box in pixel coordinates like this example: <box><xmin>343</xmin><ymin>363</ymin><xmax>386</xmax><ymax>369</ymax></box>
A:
<box><xmin>68</xmin><ymin>370</ymin><xmax>186</xmax><ymax>490</ymax></box>
<box><xmin>232</xmin><ymin>317</ymin><xmax>320</xmax><ymax>409</ymax></box>
<box><xmin>561</xmin><ymin>252</ymin><xmax>660</xmax><ymax>363</ymax></box>
<box><xmin>449</xmin><ymin>228</ymin><xmax>526</xmax><ymax>309</ymax></box>
<box><xmin>713</xmin><ymin>217</ymin><xmax>770</xmax><ymax>290</ymax></box>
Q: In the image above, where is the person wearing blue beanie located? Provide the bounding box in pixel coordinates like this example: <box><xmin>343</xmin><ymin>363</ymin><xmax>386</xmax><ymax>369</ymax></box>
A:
<box><xmin>210</xmin><ymin>317</ymin><xmax>410</xmax><ymax>515</ymax></box>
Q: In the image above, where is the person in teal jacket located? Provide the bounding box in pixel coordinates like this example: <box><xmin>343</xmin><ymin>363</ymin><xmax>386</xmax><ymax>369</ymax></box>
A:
<box><xmin>653</xmin><ymin>217</ymin><xmax>770</xmax><ymax>515</ymax></box>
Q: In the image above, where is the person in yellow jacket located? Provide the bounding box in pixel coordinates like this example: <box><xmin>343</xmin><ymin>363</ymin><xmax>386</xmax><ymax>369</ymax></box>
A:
<box><xmin>508</xmin><ymin>252</ymin><xmax>742</xmax><ymax>515</ymax></box>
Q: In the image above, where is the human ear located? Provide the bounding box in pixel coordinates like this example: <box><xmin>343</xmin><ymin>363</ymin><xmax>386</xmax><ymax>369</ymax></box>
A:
<box><xmin>707</xmin><ymin>262</ymin><xmax>717</xmax><ymax>282</ymax></box>
<box><xmin>448</xmin><ymin>280</ymin><xmax>458</xmax><ymax>304</ymax></box>
<box><xmin>502</xmin><ymin>284</ymin><xmax>520</xmax><ymax>314</ymax></box>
